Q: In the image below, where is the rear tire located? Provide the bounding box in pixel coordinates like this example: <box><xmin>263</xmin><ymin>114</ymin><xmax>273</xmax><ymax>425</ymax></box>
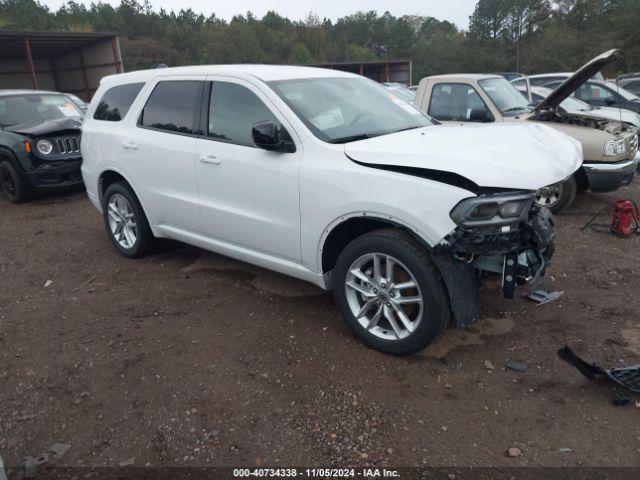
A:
<box><xmin>332</xmin><ymin>228</ymin><xmax>450</xmax><ymax>356</ymax></box>
<box><xmin>535</xmin><ymin>175</ymin><xmax>577</xmax><ymax>214</ymax></box>
<box><xmin>0</xmin><ymin>160</ymin><xmax>30</xmax><ymax>204</ymax></box>
<box><xmin>102</xmin><ymin>182</ymin><xmax>157</xmax><ymax>258</ymax></box>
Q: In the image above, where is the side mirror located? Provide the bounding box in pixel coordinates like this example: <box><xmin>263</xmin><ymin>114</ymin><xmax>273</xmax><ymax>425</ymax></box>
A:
<box><xmin>604</xmin><ymin>98</ymin><xmax>617</xmax><ymax>106</ymax></box>
<box><xmin>469</xmin><ymin>108</ymin><xmax>493</xmax><ymax>123</ymax></box>
<box><xmin>252</xmin><ymin>121</ymin><xmax>295</xmax><ymax>153</ymax></box>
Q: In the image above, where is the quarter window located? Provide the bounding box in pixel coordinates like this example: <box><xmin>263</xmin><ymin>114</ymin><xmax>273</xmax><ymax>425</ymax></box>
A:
<box><xmin>93</xmin><ymin>83</ymin><xmax>144</xmax><ymax>121</ymax></box>
<box><xmin>140</xmin><ymin>81</ymin><xmax>203</xmax><ymax>135</ymax></box>
<box><xmin>428</xmin><ymin>83</ymin><xmax>492</xmax><ymax>122</ymax></box>
<box><xmin>208</xmin><ymin>81</ymin><xmax>280</xmax><ymax>147</ymax></box>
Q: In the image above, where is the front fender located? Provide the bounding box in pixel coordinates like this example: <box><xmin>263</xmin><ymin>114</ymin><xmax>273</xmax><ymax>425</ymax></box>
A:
<box><xmin>316</xmin><ymin>210</ymin><xmax>431</xmax><ymax>276</ymax></box>
<box><xmin>0</xmin><ymin>133</ymin><xmax>33</xmax><ymax>170</ymax></box>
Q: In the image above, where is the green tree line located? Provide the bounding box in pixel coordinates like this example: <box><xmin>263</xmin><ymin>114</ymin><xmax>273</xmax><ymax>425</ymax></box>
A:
<box><xmin>1</xmin><ymin>0</ymin><xmax>639</xmax><ymax>82</ymax></box>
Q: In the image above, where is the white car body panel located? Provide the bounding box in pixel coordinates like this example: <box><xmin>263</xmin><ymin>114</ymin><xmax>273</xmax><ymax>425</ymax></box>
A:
<box><xmin>81</xmin><ymin>65</ymin><xmax>582</xmax><ymax>290</ymax></box>
<box><xmin>345</xmin><ymin>123</ymin><xmax>582</xmax><ymax>190</ymax></box>
<box><xmin>528</xmin><ymin>86</ymin><xmax>640</xmax><ymax>128</ymax></box>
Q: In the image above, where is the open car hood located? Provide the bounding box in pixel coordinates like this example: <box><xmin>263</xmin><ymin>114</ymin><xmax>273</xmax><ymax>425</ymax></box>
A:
<box><xmin>535</xmin><ymin>49</ymin><xmax>621</xmax><ymax>112</ymax></box>
<box><xmin>5</xmin><ymin>116</ymin><xmax>83</xmax><ymax>136</ymax></box>
<box><xmin>344</xmin><ymin>124</ymin><xmax>582</xmax><ymax>192</ymax></box>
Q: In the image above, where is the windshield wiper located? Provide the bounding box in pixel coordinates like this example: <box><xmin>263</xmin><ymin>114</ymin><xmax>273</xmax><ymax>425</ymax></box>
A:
<box><xmin>328</xmin><ymin>126</ymin><xmax>423</xmax><ymax>144</ymax></box>
<box><xmin>503</xmin><ymin>106</ymin><xmax>531</xmax><ymax>113</ymax></box>
<box><xmin>387</xmin><ymin>126</ymin><xmax>421</xmax><ymax>135</ymax></box>
<box><xmin>327</xmin><ymin>133</ymin><xmax>382</xmax><ymax>144</ymax></box>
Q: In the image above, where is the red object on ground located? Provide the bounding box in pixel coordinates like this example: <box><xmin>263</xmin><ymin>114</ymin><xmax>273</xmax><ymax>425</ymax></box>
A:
<box><xmin>610</xmin><ymin>200</ymin><xmax>639</xmax><ymax>237</ymax></box>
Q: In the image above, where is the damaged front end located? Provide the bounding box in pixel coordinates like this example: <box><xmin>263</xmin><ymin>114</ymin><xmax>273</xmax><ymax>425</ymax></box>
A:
<box><xmin>435</xmin><ymin>191</ymin><xmax>557</xmax><ymax>313</ymax></box>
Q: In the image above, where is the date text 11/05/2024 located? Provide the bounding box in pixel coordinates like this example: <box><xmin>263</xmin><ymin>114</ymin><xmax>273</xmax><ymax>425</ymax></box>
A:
<box><xmin>232</xmin><ymin>468</ymin><xmax>401</xmax><ymax>478</ymax></box>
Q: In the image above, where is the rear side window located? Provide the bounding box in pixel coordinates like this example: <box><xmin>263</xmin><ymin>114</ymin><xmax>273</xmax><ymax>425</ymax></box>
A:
<box><xmin>139</xmin><ymin>81</ymin><xmax>203</xmax><ymax>135</ymax></box>
<box><xmin>93</xmin><ymin>83</ymin><xmax>144</xmax><ymax>121</ymax></box>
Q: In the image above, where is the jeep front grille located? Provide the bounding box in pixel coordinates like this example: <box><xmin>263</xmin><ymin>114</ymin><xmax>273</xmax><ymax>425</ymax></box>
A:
<box><xmin>631</xmin><ymin>134</ymin><xmax>638</xmax><ymax>156</ymax></box>
<box><xmin>55</xmin><ymin>136</ymin><xmax>81</xmax><ymax>155</ymax></box>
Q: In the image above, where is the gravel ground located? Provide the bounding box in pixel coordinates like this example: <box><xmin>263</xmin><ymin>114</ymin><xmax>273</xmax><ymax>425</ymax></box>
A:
<box><xmin>0</xmin><ymin>180</ymin><xmax>639</xmax><ymax>476</ymax></box>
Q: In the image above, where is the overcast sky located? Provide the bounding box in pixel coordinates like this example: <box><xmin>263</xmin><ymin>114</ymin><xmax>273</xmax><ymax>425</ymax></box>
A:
<box><xmin>43</xmin><ymin>0</ymin><xmax>478</xmax><ymax>29</ymax></box>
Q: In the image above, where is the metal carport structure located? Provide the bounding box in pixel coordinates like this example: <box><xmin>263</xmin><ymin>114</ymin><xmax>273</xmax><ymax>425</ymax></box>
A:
<box><xmin>0</xmin><ymin>30</ymin><xmax>123</xmax><ymax>100</ymax></box>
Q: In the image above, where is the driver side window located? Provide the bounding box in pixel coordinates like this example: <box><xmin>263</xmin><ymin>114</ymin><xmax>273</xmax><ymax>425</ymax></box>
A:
<box><xmin>208</xmin><ymin>81</ymin><xmax>280</xmax><ymax>147</ymax></box>
<box><xmin>428</xmin><ymin>83</ymin><xmax>492</xmax><ymax>122</ymax></box>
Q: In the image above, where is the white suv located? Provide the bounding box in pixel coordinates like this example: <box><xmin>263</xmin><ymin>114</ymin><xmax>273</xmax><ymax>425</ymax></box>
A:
<box><xmin>81</xmin><ymin>65</ymin><xmax>582</xmax><ymax>355</ymax></box>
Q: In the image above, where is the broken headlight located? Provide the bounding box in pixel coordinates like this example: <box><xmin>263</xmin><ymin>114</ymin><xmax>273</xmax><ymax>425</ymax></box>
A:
<box><xmin>603</xmin><ymin>138</ymin><xmax>627</xmax><ymax>157</ymax></box>
<box><xmin>450</xmin><ymin>193</ymin><xmax>534</xmax><ymax>228</ymax></box>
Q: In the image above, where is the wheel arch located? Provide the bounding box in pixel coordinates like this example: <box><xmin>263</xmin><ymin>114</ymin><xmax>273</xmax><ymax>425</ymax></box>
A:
<box><xmin>319</xmin><ymin>213</ymin><xmax>480</xmax><ymax>329</ymax></box>
<box><xmin>319</xmin><ymin>213</ymin><xmax>432</xmax><ymax>282</ymax></box>
<box><xmin>0</xmin><ymin>146</ymin><xmax>19</xmax><ymax>167</ymax></box>
<box><xmin>97</xmin><ymin>168</ymin><xmax>154</xmax><ymax>231</ymax></box>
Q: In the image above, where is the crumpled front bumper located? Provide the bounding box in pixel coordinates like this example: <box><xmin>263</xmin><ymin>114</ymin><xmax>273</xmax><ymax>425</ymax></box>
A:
<box><xmin>439</xmin><ymin>206</ymin><xmax>556</xmax><ymax>296</ymax></box>
<box><xmin>432</xmin><ymin>206</ymin><xmax>556</xmax><ymax>328</ymax></box>
<box><xmin>583</xmin><ymin>153</ymin><xmax>639</xmax><ymax>193</ymax></box>
<box><xmin>24</xmin><ymin>157</ymin><xmax>83</xmax><ymax>189</ymax></box>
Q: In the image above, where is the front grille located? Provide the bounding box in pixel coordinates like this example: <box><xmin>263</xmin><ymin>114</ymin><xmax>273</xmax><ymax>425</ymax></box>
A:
<box><xmin>54</xmin><ymin>135</ymin><xmax>81</xmax><ymax>155</ymax></box>
<box><xmin>630</xmin><ymin>134</ymin><xmax>638</xmax><ymax>156</ymax></box>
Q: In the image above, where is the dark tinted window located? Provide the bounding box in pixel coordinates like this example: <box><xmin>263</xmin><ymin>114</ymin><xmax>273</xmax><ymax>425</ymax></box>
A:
<box><xmin>627</xmin><ymin>80</ymin><xmax>640</xmax><ymax>94</ymax></box>
<box><xmin>140</xmin><ymin>81</ymin><xmax>203</xmax><ymax>134</ymax></box>
<box><xmin>208</xmin><ymin>81</ymin><xmax>279</xmax><ymax>147</ymax></box>
<box><xmin>94</xmin><ymin>83</ymin><xmax>144</xmax><ymax>121</ymax></box>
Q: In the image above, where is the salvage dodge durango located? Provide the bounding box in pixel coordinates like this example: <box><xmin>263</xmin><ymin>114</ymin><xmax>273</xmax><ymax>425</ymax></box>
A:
<box><xmin>81</xmin><ymin>65</ymin><xmax>582</xmax><ymax>355</ymax></box>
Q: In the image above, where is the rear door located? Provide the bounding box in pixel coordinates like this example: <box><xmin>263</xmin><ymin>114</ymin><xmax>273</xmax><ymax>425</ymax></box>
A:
<box><xmin>123</xmin><ymin>77</ymin><xmax>205</xmax><ymax>232</ymax></box>
<box><xmin>194</xmin><ymin>77</ymin><xmax>302</xmax><ymax>261</ymax></box>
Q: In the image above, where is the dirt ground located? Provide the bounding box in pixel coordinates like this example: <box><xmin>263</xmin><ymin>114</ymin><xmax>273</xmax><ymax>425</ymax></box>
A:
<box><xmin>1</xmin><ymin>180</ymin><xmax>640</xmax><ymax>476</ymax></box>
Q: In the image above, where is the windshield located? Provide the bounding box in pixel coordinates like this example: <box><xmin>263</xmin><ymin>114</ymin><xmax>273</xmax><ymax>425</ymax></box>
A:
<box><xmin>268</xmin><ymin>77</ymin><xmax>433</xmax><ymax>143</ymax></box>
<box><xmin>478</xmin><ymin>78</ymin><xmax>532</xmax><ymax>116</ymax></box>
<box><xmin>0</xmin><ymin>94</ymin><xmax>83</xmax><ymax>127</ymax></box>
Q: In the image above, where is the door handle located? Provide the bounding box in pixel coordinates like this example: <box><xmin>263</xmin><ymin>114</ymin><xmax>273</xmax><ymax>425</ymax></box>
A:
<box><xmin>200</xmin><ymin>155</ymin><xmax>221</xmax><ymax>165</ymax></box>
<box><xmin>122</xmin><ymin>141</ymin><xmax>138</xmax><ymax>151</ymax></box>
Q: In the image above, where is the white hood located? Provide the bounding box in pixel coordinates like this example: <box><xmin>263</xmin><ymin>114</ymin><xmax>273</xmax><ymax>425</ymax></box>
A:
<box><xmin>574</xmin><ymin>106</ymin><xmax>640</xmax><ymax>128</ymax></box>
<box><xmin>345</xmin><ymin>123</ymin><xmax>582</xmax><ymax>191</ymax></box>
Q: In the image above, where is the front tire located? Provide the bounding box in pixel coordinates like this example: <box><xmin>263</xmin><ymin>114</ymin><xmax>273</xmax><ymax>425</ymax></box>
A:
<box><xmin>333</xmin><ymin>229</ymin><xmax>450</xmax><ymax>356</ymax></box>
<box><xmin>102</xmin><ymin>182</ymin><xmax>156</xmax><ymax>258</ymax></box>
<box><xmin>535</xmin><ymin>176</ymin><xmax>577</xmax><ymax>214</ymax></box>
<box><xmin>0</xmin><ymin>160</ymin><xmax>30</xmax><ymax>204</ymax></box>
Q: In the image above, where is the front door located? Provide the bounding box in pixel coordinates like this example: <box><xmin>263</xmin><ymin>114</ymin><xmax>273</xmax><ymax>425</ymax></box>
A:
<box><xmin>195</xmin><ymin>78</ymin><xmax>302</xmax><ymax>262</ymax></box>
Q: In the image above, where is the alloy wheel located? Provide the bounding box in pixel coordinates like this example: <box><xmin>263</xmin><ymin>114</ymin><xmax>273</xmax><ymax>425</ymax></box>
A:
<box><xmin>107</xmin><ymin>194</ymin><xmax>138</xmax><ymax>249</ymax></box>
<box><xmin>344</xmin><ymin>253</ymin><xmax>423</xmax><ymax>341</ymax></box>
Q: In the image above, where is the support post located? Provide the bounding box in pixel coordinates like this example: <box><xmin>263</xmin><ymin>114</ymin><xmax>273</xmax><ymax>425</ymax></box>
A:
<box><xmin>50</xmin><ymin>57</ymin><xmax>60</xmax><ymax>92</ymax></box>
<box><xmin>384</xmin><ymin>63</ymin><xmax>390</xmax><ymax>82</ymax></box>
<box><xmin>78</xmin><ymin>50</ymin><xmax>91</xmax><ymax>100</ymax></box>
<box><xmin>111</xmin><ymin>37</ymin><xmax>123</xmax><ymax>73</ymax></box>
<box><xmin>24</xmin><ymin>37</ymin><xmax>38</xmax><ymax>89</ymax></box>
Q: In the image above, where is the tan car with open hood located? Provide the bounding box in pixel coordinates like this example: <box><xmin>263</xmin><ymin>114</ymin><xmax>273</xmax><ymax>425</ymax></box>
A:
<box><xmin>414</xmin><ymin>50</ymin><xmax>639</xmax><ymax>213</ymax></box>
